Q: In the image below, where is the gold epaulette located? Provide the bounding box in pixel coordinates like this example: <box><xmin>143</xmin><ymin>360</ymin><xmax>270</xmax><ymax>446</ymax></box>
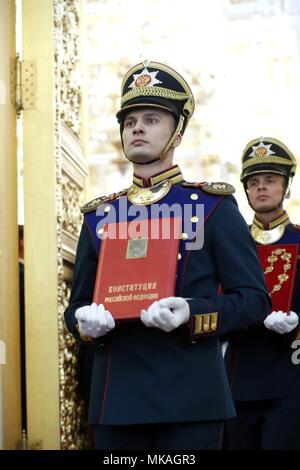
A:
<box><xmin>182</xmin><ymin>181</ymin><xmax>235</xmax><ymax>195</ymax></box>
<box><xmin>80</xmin><ymin>188</ymin><xmax>129</xmax><ymax>214</ymax></box>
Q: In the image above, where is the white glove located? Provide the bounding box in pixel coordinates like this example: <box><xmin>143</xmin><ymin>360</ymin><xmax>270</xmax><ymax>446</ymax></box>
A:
<box><xmin>141</xmin><ymin>297</ymin><xmax>190</xmax><ymax>333</ymax></box>
<box><xmin>75</xmin><ymin>303</ymin><xmax>115</xmax><ymax>339</ymax></box>
<box><xmin>264</xmin><ymin>310</ymin><xmax>299</xmax><ymax>334</ymax></box>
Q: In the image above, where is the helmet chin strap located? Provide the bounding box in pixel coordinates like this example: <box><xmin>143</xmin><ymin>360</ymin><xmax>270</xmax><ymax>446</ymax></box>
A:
<box><xmin>160</xmin><ymin>115</ymin><xmax>184</xmax><ymax>159</ymax></box>
<box><xmin>123</xmin><ymin>115</ymin><xmax>184</xmax><ymax>166</ymax></box>
<box><xmin>283</xmin><ymin>178</ymin><xmax>292</xmax><ymax>199</ymax></box>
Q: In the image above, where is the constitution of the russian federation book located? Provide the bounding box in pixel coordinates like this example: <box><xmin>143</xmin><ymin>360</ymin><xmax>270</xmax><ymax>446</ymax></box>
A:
<box><xmin>93</xmin><ymin>217</ymin><xmax>182</xmax><ymax>320</ymax></box>
<box><xmin>257</xmin><ymin>244</ymin><xmax>299</xmax><ymax>312</ymax></box>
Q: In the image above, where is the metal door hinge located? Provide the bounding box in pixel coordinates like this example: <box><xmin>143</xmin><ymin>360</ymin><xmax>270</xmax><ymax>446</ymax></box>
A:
<box><xmin>11</xmin><ymin>54</ymin><xmax>37</xmax><ymax>116</ymax></box>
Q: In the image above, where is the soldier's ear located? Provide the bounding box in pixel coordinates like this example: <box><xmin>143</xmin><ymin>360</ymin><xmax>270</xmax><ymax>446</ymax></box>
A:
<box><xmin>285</xmin><ymin>188</ymin><xmax>291</xmax><ymax>199</ymax></box>
<box><xmin>172</xmin><ymin>133</ymin><xmax>182</xmax><ymax>148</ymax></box>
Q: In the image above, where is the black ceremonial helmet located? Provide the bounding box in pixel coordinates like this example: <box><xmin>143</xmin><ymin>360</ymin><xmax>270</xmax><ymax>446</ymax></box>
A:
<box><xmin>116</xmin><ymin>60</ymin><xmax>195</xmax><ymax>164</ymax></box>
<box><xmin>240</xmin><ymin>136</ymin><xmax>297</xmax><ymax>198</ymax></box>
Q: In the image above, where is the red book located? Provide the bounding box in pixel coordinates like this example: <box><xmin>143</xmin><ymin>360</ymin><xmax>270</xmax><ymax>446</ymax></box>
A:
<box><xmin>257</xmin><ymin>244</ymin><xmax>299</xmax><ymax>312</ymax></box>
<box><xmin>93</xmin><ymin>217</ymin><xmax>182</xmax><ymax>320</ymax></box>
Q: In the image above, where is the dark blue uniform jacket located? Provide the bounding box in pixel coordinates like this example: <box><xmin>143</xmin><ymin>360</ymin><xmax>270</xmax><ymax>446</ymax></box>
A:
<box><xmin>64</xmin><ymin>179</ymin><xmax>270</xmax><ymax>425</ymax></box>
<box><xmin>225</xmin><ymin>221</ymin><xmax>300</xmax><ymax>401</ymax></box>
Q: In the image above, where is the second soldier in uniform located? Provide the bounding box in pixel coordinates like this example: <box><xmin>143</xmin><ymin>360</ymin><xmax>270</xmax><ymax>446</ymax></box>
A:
<box><xmin>225</xmin><ymin>137</ymin><xmax>300</xmax><ymax>450</ymax></box>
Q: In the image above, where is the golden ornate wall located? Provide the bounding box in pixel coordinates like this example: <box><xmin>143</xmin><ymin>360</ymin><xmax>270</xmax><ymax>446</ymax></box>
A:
<box><xmin>54</xmin><ymin>0</ymin><xmax>89</xmax><ymax>449</ymax></box>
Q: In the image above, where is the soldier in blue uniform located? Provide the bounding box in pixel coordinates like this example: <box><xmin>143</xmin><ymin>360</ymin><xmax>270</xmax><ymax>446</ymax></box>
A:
<box><xmin>225</xmin><ymin>137</ymin><xmax>300</xmax><ymax>449</ymax></box>
<box><xmin>64</xmin><ymin>61</ymin><xmax>270</xmax><ymax>450</ymax></box>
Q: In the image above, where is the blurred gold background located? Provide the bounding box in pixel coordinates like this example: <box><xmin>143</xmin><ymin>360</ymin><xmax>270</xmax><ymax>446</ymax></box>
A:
<box><xmin>82</xmin><ymin>0</ymin><xmax>300</xmax><ymax>223</ymax></box>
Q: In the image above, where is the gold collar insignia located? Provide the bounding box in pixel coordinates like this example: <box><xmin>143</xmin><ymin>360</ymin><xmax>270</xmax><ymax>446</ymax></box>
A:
<box><xmin>127</xmin><ymin>179</ymin><xmax>172</xmax><ymax>205</ymax></box>
<box><xmin>251</xmin><ymin>212</ymin><xmax>290</xmax><ymax>244</ymax></box>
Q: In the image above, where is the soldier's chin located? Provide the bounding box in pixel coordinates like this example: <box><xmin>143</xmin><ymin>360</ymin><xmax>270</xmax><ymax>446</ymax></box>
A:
<box><xmin>254</xmin><ymin>204</ymin><xmax>279</xmax><ymax>214</ymax></box>
<box><xmin>125</xmin><ymin>153</ymin><xmax>155</xmax><ymax>164</ymax></box>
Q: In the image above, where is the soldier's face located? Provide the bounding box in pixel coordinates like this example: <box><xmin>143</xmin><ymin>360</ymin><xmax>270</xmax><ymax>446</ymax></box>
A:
<box><xmin>246</xmin><ymin>173</ymin><xmax>286</xmax><ymax>213</ymax></box>
<box><xmin>122</xmin><ymin>108</ymin><xmax>176</xmax><ymax>163</ymax></box>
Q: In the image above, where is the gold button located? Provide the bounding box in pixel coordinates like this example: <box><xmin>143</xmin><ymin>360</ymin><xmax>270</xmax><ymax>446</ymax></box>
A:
<box><xmin>178</xmin><ymin>253</ymin><xmax>182</xmax><ymax>260</ymax></box>
<box><xmin>98</xmin><ymin>227</ymin><xmax>104</xmax><ymax>235</ymax></box>
<box><xmin>190</xmin><ymin>193</ymin><xmax>198</xmax><ymax>200</ymax></box>
<box><xmin>181</xmin><ymin>232</ymin><xmax>188</xmax><ymax>240</ymax></box>
<box><xmin>191</xmin><ymin>216</ymin><xmax>199</xmax><ymax>223</ymax></box>
<box><xmin>104</xmin><ymin>206</ymin><xmax>111</xmax><ymax>212</ymax></box>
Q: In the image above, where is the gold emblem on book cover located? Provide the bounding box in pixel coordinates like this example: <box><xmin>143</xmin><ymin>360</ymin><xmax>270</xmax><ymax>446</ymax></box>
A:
<box><xmin>126</xmin><ymin>238</ymin><xmax>148</xmax><ymax>259</ymax></box>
